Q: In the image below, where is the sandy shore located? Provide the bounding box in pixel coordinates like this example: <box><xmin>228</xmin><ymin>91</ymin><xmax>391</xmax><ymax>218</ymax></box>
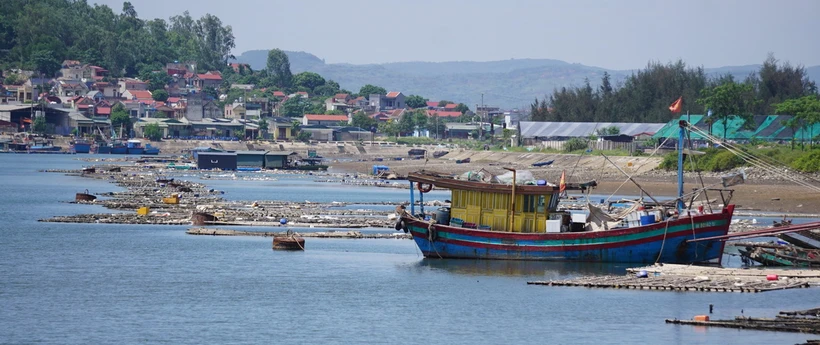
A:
<box><xmin>328</xmin><ymin>157</ymin><xmax>819</xmax><ymax>215</ymax></box>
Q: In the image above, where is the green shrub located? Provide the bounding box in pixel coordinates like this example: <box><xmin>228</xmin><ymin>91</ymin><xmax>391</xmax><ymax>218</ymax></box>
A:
<box><xmin>791</xmin><ymin>150</ymin><xmax>820</xmax><ymax>172</ymax></box>
<box><xmin>564</xmin><ymin>138</ymin><xmax>587</xmax><ymax>152</ymax></box>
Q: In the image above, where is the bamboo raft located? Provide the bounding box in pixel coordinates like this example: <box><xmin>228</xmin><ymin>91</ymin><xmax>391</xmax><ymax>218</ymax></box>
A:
<box><xmin>528</xmin><ymin>263</ymin><xmax>819</xmax><ymax>293</ymax></box>
<box><xmin>666</xmin><ymin>307</ymin><xmax>820</xmax><ymax>334</ymax></box>
<box><xmin>527</xmin><ymin>275</ymin><xmax>810</xmax><ymax>293</ymax></box>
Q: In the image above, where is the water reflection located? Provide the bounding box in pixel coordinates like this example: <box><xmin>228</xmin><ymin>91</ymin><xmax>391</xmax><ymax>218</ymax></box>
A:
<box><xmin>414</xmin><ymin>258</ymin><xmax>630</xmax><ymax>279</ymax></box>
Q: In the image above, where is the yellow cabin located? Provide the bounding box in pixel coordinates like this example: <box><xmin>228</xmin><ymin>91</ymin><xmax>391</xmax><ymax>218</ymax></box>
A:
<box><xmin>408</xmin><ymin>171</ymin><xmax>563</xmax><ymax>233</ymax></box>
<box><xmin>448</xmin><ymin>188</ymin><xmax>559</xmax><ymax>233</ymax></box>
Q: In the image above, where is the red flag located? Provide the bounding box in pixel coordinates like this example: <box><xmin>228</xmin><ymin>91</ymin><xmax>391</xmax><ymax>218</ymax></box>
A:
<box><xmin>668</xmin><ymin>96</ymin><xmax>683</xmax><ymax>114</ymax></box>
<box><xmin>559</xmin><ymin>170</ymin><xmax>566</xmax><ymax>193</ymax></box>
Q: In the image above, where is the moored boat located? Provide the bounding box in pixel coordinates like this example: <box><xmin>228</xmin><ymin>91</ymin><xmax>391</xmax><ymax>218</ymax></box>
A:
<box><xmin>397</xmin><ymin>121</ymin><xmax>734</xmax><ymax>264</ymax></box>
<box><xmin>143</xmin><ymin>144</ymin><xmax>160</xmax><ymax>155</ymax></box>
<box><xmin>28</xmin><ymin>145</ymin><xmax>62</xmax><ymax>153</ymax></box>
<box><xmin>272</xmin><ymin>233</ymin><xmax>305</xmax><ymax>250</ymax></box>
<box><xmin>71</xmin><ymin>138</ymin><xmax>92</xmax><ymax>153</ymax></box>
<box><xmin>126</xmin><ymin>139</ymin><xmax>144</xmax><ymax>155</ymax></box>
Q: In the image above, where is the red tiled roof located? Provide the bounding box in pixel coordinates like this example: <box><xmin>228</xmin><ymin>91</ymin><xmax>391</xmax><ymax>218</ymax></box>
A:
<box><xmin>128</xmin><ymin>90</ymin><xmax>153</xmax><ymax>100</ymax></box>
<box><xmin>96</xmin><ymin>107</ymin><xmax>111</xmax><ymax>115</ymax></box>
<box><xmin>296</xmin><ymin>91</ymin><xmax>308</xmax><ymax>96</ymax></box>
<box><xmin>197</xmin><ymin>73</ymin><xmax>222</xmax><ymax>81</ymax></box>
<box><xmin>167</xmin><ymin>97</ymin><xmax>180</xmax><ymax>103</ymax></box>
<box><xmin>153</xmin><ymin>101</ymin><xmax>166</xmax><ymax>107</ymax></box>
<box><xmin>427</xmin><ymin>110</ymin><xmax>462</xmax><ymax>118</ymax></box>
<box><xmin>444</xmin><ymin>103</ymin><xmax>458</xmax><ymax>109</ymax></box>
<box><xmin>304</xmin><ymin>114</ymin><xmax>348</xmax><ymax>121</ymax></box>
<box><xmin>385</xmin><ymin>91</ymin><xmax>400</xmax><ymax>98</ymax></box>
<box><xmin>273</xmin><ymin>91</ymin><xmax>286</xmax><ymax>97</ymax></box>
<box><xmin>425</xmin><ymin>101</ymin><xmax>439</xmax><ymax>108</ymax></box>
<box><xmin>77</xmin><ymin>104</ymin><xmax>91</xmax><ymax>109</ymax></box>
<box><xmin>334</xmin><ymin>93</ymin><xmax>349</xmax><ymax>100</ymax></box>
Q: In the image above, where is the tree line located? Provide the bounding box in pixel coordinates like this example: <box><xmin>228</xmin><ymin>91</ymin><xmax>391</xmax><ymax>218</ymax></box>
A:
<box><xmin>530</xmin><ymin>55</ymin><xmax>818</xmax><ymax>124</ymax></box>
<box><xmin>0</xmin><ymin>0</ymin><xmax>235</xmax><ymax>78</ymax></box>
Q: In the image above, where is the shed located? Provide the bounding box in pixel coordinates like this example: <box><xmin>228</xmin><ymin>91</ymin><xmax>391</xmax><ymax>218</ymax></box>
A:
<box><xmin>197</xmin><ymin>152</ymin><xmax>237</xmax><ymax>170</ymax></box>
<box><xmin>236</xmin><ymin>150</ymin><xmax>268</xmax><ymax>168</ymax></box>
<box><xmin>265</xmin><ymin>152</ymin><xmax>295</xmax><ymax>169</ymax></box>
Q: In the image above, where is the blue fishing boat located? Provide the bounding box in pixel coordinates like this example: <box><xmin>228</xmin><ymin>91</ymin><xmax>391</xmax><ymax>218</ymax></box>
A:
<box><xmin>70</xmin><ymin>138</ymin><xmax>92</xmax><ymax>153</ymax></box>
<box><xmin>110</xmin><ymin>142</ymin><xmax>127</xmax><ymax>154</ymax></box>
<box><xmin>143</xmin><ymin>144</ymin><xmax>160</xmax><ymax>155</ymax></box>
<box><xmin>397</xmin><ymin>121</ymin><xmax>734</xmax><ymax>264</ymax></box>
<box><xmin>28</xmin><ymin>145</ymin><xmax>62</xmax><ymax>153</ymax></box>
<box><xmin>96</xmin><ymin>142</ymin><xmax>111</xmax><ymax>154</ymax></box>
<box><xmin>126</xmin><ymin>139</ymin><xmax>144</xmax><ymax>155</ymax></box>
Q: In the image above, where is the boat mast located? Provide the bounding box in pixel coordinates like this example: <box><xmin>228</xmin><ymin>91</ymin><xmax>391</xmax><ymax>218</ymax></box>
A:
<box><xmin>504</xmin><ymin>167</ymin><xmax>516</xmax><ymax>231</ymax></box>
<box><xmin>677</xmin><ymin>120</ymin><xmax>686</xmax><ymax>212</ymax></box>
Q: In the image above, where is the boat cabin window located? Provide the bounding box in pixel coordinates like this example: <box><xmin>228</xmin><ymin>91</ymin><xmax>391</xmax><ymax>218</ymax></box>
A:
<box><xmin>523</xmin><ymin>195</ymin><xmax>546</xmax><ymax>213</ymax></box>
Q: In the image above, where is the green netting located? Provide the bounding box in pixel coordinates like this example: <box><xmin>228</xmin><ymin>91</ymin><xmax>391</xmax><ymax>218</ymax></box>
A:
<box><xmin>652</xmin><ymin>114</ymin><xmax>799</xmax><ymax>141</ymax></box>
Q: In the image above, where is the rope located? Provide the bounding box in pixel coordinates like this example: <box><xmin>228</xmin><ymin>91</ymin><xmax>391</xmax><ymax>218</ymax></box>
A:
<box><xmin>655</xmin><ymin>218</ymin><xmax>671</xmax><ymax>264</ymax></box>
<box><xmin>689</xmin><ymin>211</ymin><xmax>698</xmax><ymax>259</ymax></box>
<box><xmin>427</xmin><ymin>220</ymin><xmax>443</xmax><ymax>259</ymax></box>
<box><xmin>687</xmin><ymin>125</ymin><xmax>820</xmax><ymax>192</ymax></box>
<box><xmin>603</xmin><ymin>136</ymin><xmax>673</xmax><ymax>205</ymax></box>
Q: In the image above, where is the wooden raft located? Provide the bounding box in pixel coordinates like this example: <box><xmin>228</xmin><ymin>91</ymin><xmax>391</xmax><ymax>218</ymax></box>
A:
<box><xmin>527</xmin><ymin>275</ymin><xmax>811</xmax><ymax>293</ymax></box>
<box><xmin>667</xmin><ymin>307</ymin><xmax>820</xmax><ymax>334</ymax></box>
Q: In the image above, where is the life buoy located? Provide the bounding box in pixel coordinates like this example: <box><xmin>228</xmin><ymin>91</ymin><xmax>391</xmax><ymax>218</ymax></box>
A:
<box><xmin>417</xmin><ymin>183</ymin><xmax>433</xmax><ymax>193</ymax></box>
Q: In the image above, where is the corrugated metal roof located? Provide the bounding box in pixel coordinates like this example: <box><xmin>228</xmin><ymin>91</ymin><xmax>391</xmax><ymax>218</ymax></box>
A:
<box><xmin>519</xmin><ymin>121</ymin><xmax>666</xmax><ymax>139</ymax></box>
<box><xmin>235</xmin><ymin>150</ymin><xmax>268</xmax><ymax>155</ymax></box>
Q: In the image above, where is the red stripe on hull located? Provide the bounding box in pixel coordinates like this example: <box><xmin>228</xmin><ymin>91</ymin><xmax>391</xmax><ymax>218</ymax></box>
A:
<box><xmin>410</xmin><ymin>224</ymin><xmax>726</xmax><ymax>252</ymax></box>
<box><xmin>404</xmin><ymin>206</ymin><xmax>733</xmax><ymax>241</ymax></box>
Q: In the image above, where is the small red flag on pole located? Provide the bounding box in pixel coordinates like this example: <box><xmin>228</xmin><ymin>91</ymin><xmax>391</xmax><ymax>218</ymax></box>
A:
<box><xmin>669</xmin><ymin>96</ymin><xmax>683</xmax><ymax>114</ymax></box>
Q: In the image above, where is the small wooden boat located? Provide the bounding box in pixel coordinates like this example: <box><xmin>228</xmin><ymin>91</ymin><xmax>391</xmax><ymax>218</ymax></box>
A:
<box><xmin>75</xmin><ymin>189</ymin><xmax>97</xmax><ymax>202</ymax></box>
<box><xmin>273</xmin><ymin>233</ymin><xmax>305</xmax><ymax>251</ymax></box>
<box><xmin>190</xmin><ymin>212</ymin><xmax>218</xmax><ymax>226</ymax></box>
<box><xmin>81</xmin><ymin>167</ymin><xmax>96</xmax><ymax>174</ymax></box>
<box><xmin>532</xmin><ymin>160</ymin><xmax>554</xmax><ymax>167</ymax></box>
<box><xmin>736</xmin><ymin>242</ymin><xmax>820</xmax><ymax>267</ymax></box>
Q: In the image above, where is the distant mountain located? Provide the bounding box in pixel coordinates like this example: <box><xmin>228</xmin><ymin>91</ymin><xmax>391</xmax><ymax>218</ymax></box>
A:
<box><xmin>234</xmin><ymin>50</ymin><xmax>820</xmax><ymax>108</ymax></box>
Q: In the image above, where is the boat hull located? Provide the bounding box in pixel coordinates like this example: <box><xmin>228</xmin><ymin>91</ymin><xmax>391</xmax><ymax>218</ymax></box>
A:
<box><xmin>402</xmin><ymin>206</ymin><xmax>733</xmax><ymax>264</ymax></box>
<box><xmin>96</xmin><ymin>145</ymin><xmax>111</xmax><ymax>154</ymax></box>
<box><xmin>110</xmin><ymin>146</ymin><xmax>127</xmax><ymax>154</ymax></box>
<box><xmin>72</xmin><ymin>143</ymin><xmax>91</xmax><ymax>153</ymax></box>
<box><xmin>127</xmin><ymin>148</ymin><xmax>145</xmax><ymax>155</ymax></box>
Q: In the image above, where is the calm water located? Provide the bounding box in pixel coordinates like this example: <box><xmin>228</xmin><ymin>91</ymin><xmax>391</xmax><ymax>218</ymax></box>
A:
<box><xmin>0</xmin><ymin>154</ymin><xmax>815</xmax><ymax>345</ymax></box>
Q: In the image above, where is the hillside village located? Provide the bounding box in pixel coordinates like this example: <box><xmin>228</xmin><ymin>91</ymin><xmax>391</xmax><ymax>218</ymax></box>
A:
<box><xmin>0</xmin><ymin>58</ymin><xmax>534</xmax><ymax>143</ymax></box>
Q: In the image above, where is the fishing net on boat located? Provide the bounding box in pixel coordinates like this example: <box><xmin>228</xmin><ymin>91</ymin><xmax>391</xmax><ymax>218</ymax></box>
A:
<box><xmin>586</xmin><ymin>202</ymin><xmax>641</xmax><ymax>231</ymax></box>
<box><xmin>457</xmin><ymin>169</ymin><xmax>494</xmax><ymax>182</ymax></box>
<box><xmin>493</xmin><ymin>170</ymin><xmax>536</xmax><ymax>185</ymax></box>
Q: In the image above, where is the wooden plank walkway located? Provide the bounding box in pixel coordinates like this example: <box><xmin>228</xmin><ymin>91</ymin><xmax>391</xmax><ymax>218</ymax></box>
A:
<box><xmin>528</xmin><ymin>264</ymin><xmax>819</xmax><ymax>293</ymax></box>
<box><xmin>527</xmin><ymin>275</ymin><xmax>810</xmax><ymax>293</ymax></box>
<box><xmin>667</xmin><ymin>307</ymin><xmax>820</xmax><ymax>334</ymax></box>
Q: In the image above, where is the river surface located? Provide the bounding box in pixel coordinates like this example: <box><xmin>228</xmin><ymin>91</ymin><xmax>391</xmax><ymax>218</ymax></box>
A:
<box><xmin>0</xmin><ymin>154</ymin><xmax>815</xmax><ymax>345</ymax></box>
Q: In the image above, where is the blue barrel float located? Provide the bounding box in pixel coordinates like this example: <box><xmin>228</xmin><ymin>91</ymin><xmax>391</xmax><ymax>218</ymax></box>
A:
<box><xmin>640</xmin><ymin>214</ymin><xmax>656</xmax><ymax>226</ymax></box>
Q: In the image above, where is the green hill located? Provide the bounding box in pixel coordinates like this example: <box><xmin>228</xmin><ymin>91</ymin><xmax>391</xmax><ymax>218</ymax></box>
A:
<box><xmin>234</xmin><ymin>50</ymin><xmax>819</xmax><ymax>108</ymax></box>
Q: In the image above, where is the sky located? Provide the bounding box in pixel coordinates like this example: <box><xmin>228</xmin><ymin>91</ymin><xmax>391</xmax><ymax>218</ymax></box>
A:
<box><xmin>93</xmin><ymin>0</ymin><xmax>820</xmax><ymax>70</ymax></box>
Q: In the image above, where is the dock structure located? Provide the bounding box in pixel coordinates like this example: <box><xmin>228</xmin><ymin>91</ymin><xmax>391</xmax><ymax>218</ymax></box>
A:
<box><xmin>666</xmin><ymin>307</ymin><xmax>820</xmax><ymax>335</ymax></box>
<box><xmin>186</xmin><ymin>227</ymin><xmax>412</xmax><ymax>239</ymax></box>
<box><xmin>528</xmin><ymin>264</ymin><xmax>819</xmax><ymax>293</ymax></box>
